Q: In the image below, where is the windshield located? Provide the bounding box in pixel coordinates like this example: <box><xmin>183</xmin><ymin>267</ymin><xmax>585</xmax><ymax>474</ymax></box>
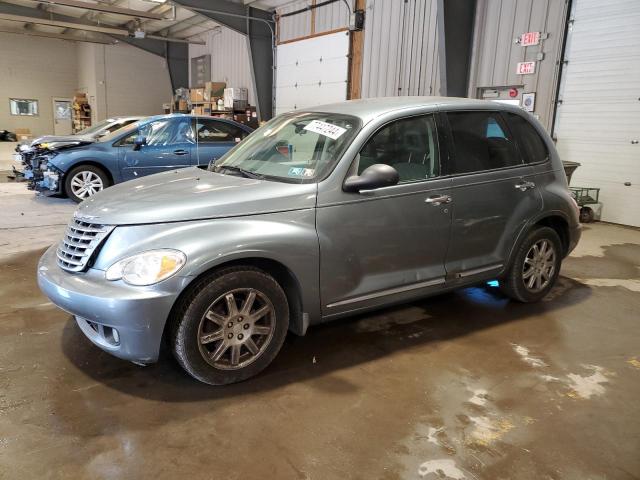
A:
<box><xmin>77</xmin><ymin>118</ymin><xmax>114</xmax><ymax>136</ymax></box>
<box><xmin>213</xmin><ymin>112</ymin><xmax>360</xmax><ymax>183</ymax></box>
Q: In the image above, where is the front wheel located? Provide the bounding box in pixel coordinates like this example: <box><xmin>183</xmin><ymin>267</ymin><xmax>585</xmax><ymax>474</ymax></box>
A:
<box><xmin>64</xmin><ymin>165</ymin><xmax>110</xmax><ymax>203</ymax></box>
<box><xmin>500</xmin><ymin>226</ymin><xmax>562</xmax><ymax>303</ymax></box>
<box><xmin>170</xmin><ymin>267</ymin><xmax>289</xmax><ymax>385</ymax></box>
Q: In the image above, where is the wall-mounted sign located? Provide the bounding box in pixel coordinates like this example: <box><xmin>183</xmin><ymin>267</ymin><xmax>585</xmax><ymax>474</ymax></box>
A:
<box><xmin>522</xmin><ymin>92</ymin><xmax>535</xmax><ymax>112</ymax></box>
<box><xmin>516</xmin><ymin>61</ymin><xmax>536</xmax><ymax>75</ymax></box>
<box><xmin>520</xmin><ymin>31</ymin><xmax>541</xmax><ymax>46</ymax></box>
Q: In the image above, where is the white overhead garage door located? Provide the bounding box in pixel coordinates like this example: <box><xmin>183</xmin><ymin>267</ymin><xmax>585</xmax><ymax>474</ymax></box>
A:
<box><xmin>275</xmin><ymin>31</ymin><xmax>350</xmax><ymax>116</ymax></box>
<box><xmin>553</xmin><ymin>0</ymin><xmax>640</xmax><ymax>226</ymax></box>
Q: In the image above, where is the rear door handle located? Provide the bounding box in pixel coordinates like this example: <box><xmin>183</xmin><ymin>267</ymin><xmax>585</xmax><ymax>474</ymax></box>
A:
<box><xmin>515</xmin><ymin>181</ymin><xmax>535</xmax><ymax>191</ymax></box>
<box><xmin>425</xmin><ymin>194</ymin><xmax>452</xmax><ymax>206</ymax></box>
<box><xmin>174</xmin><ymin>149</ymin><xmax>189</xmax><ymax>156</ymax></box>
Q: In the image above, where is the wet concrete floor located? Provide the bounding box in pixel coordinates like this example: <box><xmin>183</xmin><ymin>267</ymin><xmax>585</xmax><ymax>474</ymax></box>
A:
<box><xmin>0</xmin><ymin>222</ymin><xmax>639</xmax><ymax>479</ymax></box>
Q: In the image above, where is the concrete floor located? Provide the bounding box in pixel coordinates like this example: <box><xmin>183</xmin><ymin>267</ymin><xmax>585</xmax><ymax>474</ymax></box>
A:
<box><xmin>0</xmin><ymin>182</ymin><xmax>639</xmax><ymax>480</ymax></box>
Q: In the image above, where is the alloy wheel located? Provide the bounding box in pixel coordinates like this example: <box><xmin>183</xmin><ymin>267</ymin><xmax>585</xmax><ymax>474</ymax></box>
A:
<box><xmin>197</xmin><ymin>288</ymin><xmax>276</xmax><ymax>370</ymax></box>
<box><xmin>522</xmin><ymin>239</ymin><xmax>556</xmax><ymax>293</ymax></box>
<box><xmin>70</xmin><ymin>171</ymin><xmax>104</xmax><ymax>199</ymax></box>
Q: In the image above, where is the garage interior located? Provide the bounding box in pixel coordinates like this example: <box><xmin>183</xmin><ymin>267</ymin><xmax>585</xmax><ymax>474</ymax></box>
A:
<box><xmin>0</xmin><ymin>0</ymin><xmax>639</xmax><ymax>478</ymax></box>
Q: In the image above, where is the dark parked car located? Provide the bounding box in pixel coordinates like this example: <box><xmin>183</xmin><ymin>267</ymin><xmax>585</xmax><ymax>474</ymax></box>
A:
<box><xmin>33</xmin><ymin>114</ymin><xmax>253</xmax><ymax>202</ymax></box>
<box><xmin>38</xmin><ymin>97</ymin><xmax>581</xmax><ymax>385</ymax></box>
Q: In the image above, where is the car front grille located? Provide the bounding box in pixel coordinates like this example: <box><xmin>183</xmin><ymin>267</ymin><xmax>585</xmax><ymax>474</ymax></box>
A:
<box><xmin>56</xmin><ymin>218</ymin><xmax>114</xmax><ymax>272</ymax></box>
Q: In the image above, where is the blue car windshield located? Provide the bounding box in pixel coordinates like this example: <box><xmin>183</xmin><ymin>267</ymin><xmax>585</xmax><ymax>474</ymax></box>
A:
<box><xmin>213</xmin><ymin>112</ymin><xmax>360</xmax><ymax>183</ymax></box>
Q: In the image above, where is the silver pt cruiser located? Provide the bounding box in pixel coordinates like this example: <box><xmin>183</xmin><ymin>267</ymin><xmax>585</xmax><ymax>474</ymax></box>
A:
<box><xmin>38</xmin><ymin>97</ymin><xmax>581</xmax><ymax>385</ymax></box>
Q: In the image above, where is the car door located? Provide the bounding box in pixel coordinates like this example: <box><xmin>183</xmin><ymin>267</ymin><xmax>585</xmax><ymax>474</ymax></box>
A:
<box><xmin>120</xmin><ymin>117</ymin><xmax>194</xmax><ymax>180</ymax></box>
<box><xmin>317</xmin><ymin>113</ymin><xmax>453</xmax><ymax>318</ymax></box>
<box><xmin>441</xmin><ymin>110</ymin><xmax>542</xmax><ymax>280</ymax></box>
<box><xmin>193</xmin><ymin>118</ymin><xmax>249</xmax><ymax>168</ymax></box>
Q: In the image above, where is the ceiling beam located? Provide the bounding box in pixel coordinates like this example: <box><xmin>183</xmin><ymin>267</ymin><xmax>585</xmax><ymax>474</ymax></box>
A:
<box><xmin>23</xmin><ymin>0</ymin><xmax>169</xmax><ymax>20</ymax></box>
<box><xmin>0</xmin><ymin>24</ymin><xmax>116</xmax><ymax>44</ymax></box>
<box><xmin>0</xmin><ymin>11</ymin><xmax>204</xmax><ymax>43</ymax></box>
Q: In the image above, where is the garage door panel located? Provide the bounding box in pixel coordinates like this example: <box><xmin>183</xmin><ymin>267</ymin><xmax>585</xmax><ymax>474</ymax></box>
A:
<box><xmin>275</xmin><ymin>32</ymin><xmax>349</xmax><ymax>115</ymax></box>
<box><xmin>554</xmin><ymin>0</ymin><xmax>640</xmax><ymax>226</ymax></box>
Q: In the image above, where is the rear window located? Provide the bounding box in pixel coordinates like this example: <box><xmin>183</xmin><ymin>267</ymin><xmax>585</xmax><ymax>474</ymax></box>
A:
<box><xmin>504</xmin><ymin>112</ymin><xmax>549</xmax><ymax>164</ymax></box>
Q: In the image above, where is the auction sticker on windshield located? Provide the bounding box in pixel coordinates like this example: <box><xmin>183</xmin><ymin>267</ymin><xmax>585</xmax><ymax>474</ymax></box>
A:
<box><xmin>303</xmin><ymin>120</ymin><xmax>347</xmax><ymax>140</ymax></box>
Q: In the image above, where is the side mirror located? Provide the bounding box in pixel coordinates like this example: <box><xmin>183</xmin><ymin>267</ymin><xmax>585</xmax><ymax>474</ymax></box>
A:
<box><xmin>343</xmin><ymin>164</ymin><xmax>400</xmax><ymax>193</ymax></box>
<box><xmin>133</xmin><ymin>135</ymin><xmax>147</xmax><ymax>150</ymax></box>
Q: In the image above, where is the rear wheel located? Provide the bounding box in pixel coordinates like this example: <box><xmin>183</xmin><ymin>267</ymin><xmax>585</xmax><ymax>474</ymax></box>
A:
<box><xmin>500</xmin><ymin>226</ymin><xmax>562</xmax><ymax>302</ymax></box>
<box><xmin>170</xmin><ymin>267</ymin><xmax>289</xmax><ymax>385</ymax></box>
<box><xmin>64</xmin><ymin>165</ymin><xmax>110</xmax><ymax>203</ymax></box>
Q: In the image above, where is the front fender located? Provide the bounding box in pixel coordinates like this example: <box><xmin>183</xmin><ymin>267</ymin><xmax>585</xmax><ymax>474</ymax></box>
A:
<box><xmin>49</xmin><ymin>150</ymin><xmax>120</xmax><ymax>182</ymax></box>
<box><xmin>93</xmin><ymin>209</ymin><xmax>321</xmax><ymax>324</ymax></box>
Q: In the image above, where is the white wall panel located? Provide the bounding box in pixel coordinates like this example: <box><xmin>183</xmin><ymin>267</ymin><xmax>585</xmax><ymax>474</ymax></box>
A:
<box><xmin>361</xmin><ymin>0</ymin><xmax>440</xmax><ymax>99</ymax></box>
<box><xmin>553</xmin><ymin>0</ymin><xmax>640</xmax><ymax>226</ymax></box>
<box><xmin>277</xmin><ymin>0</ymin><xmax>351</xmax><ymax>43</ymax></box>
<box><xmin>189</xmin><ymin>26</ymin><xmax>256</xmax><ymax>105</ymax></box>
<box><xmin>103</xmin><ymin>44</ymin><xmax>172</xmax><ymax>118</ymax></box>
<box><xmin>0</xmin><ymin>33</ymin><xmax>78</xmax><ymax>136</ymax></box>
<box><xmin>468</xmin><ymin>0</ymin><xmax>569</xmax><ymax>130</ymax></box>
<box><xmin>275</xmin><ymin>31</ymin><xmax>350</xmax><ymax>115</ymax></box>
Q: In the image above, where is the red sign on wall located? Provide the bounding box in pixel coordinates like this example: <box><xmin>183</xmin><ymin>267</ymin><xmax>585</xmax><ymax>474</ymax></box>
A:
<box><xmin>520</xmin><ymin>31</ymin><xmax>541</xmax><ymax>46</ymax></box>
<box><xmin>516</xmin><ymin>61</ymin><xmax>536</xmax><ymax>75</ymax></box>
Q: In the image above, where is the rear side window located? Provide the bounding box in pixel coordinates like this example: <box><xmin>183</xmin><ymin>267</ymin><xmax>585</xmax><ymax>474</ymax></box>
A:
<box><xmin>196</xmin><ymin>119</ymin><xmax>248</xmax><ymax>143</ymax></box>
<box><xmin>504</xmin><ymin>112</ymin><xmax>549</xmax><ymax>164</ymax></box>
<box><xmin>446</xmin><ymin>111</ymin><xmax>522</xmax><ymax>174</ymax></box>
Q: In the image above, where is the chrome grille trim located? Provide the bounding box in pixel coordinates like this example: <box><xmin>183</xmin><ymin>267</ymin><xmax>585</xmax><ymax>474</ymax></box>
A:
<box><xmin>56</xmin><ymin>218</ymin><xmax>114</xmax><ymax>272</ymax></box>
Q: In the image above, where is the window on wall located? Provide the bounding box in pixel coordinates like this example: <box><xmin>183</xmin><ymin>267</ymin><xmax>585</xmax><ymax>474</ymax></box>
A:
<box><xmin>10</xmin><ymin>99</ymin><xmax>39</xmax><ymax>116</ymax></box>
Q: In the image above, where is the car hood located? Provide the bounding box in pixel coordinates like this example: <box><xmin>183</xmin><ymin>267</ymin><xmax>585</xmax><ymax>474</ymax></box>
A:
<box><xmin>75</xmin><ymin>167</ymin><xmax>318</xmax><ymax>225</ymax></box>
<box><xmin>31</xmin><ymin>134</ymin><xmax>95</xmax><ymax>147</ymax></box>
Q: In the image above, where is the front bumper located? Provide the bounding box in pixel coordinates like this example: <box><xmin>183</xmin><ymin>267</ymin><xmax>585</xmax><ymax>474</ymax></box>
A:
<box><xmin>37</xmin><ymin>245</ymin><xmax>192</xmax><ymax>363</ymax></box>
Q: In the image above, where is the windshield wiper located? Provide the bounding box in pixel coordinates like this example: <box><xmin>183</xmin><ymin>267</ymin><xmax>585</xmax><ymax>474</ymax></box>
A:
<box><xmin>216</xmin><ymin>165</ymin><xmax>265</xmax><ymax>180</ymax></box>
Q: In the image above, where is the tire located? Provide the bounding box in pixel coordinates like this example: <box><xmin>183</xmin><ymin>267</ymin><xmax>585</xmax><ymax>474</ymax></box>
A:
<box><xmin>500</xmin><ymin>226</ymin><xmax>562</xmax><ymax>303</ymax></box>
<box><xmin>579</xmin><ymin>206</ymin><xmax>595</xmax><ymax>223</ymax></box>
<box><xmin>64</xmin><ymin>164</ymin><xmax>110</xmax><ymax>203</ymax></box>
<box><xmin>170</xmin><ymin>267</ymin><xmax>289</xmax><ymax>385</ymax></box>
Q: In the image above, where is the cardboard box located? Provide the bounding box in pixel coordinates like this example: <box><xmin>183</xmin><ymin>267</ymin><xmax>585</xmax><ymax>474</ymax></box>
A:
<box><xmin>178</xmin><ymin>99</ymin><xmax>188</xmax><ymax>111</ymax></box>
<box><xmin>190</xmin><ymin>88</ymin><xmax>205</xmax><ymax>102</ymax></box>
<box><xmin>224</xmin><ymin>87</ymin><xmax>248</xmax><ymax>110</ymax></box>
<box><xmin>203</xmin><ymin>82</ymin><xmax>226</xmax><ymax>101</ymax></box>
<box><xmin>15</xmin><ymin>128</ymin><xmax>32</xmax><ymax>141</ymax></box>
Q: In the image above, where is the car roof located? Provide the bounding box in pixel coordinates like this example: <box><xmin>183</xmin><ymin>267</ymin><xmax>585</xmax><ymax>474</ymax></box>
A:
<box><xmin>304</xmin><ymin>96</ymin><xmax>522</xmax><ymax>124</ymax></box>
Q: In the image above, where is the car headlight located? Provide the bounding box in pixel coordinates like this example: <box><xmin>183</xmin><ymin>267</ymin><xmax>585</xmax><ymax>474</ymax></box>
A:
<box><xmin>105</xmin><ymin>249</ymin><xmax>186</xmax><ymax>285</ymax></box>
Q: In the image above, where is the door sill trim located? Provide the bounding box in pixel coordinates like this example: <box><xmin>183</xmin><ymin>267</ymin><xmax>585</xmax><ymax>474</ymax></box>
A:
<box><xmin>454</xmin><ymin>263</ymin><xmax>503</xmax><ymax>279</ymax></box>
<box><xmin>326</xmin><ymin>277</ymin><xmax>445</xmax><ymax>309</ymax></box>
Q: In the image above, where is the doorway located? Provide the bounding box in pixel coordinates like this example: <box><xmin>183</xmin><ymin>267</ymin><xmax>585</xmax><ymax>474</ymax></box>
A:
<box><xmin>52</xmin><ymin>98</ymin><xmax>72</xmax><ymax>135</ymax></box>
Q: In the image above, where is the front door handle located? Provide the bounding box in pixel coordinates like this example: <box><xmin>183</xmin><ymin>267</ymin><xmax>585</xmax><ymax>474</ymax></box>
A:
<box><xmin>515</xmin><ymin>181</ymin><xmax>536</xmax><ymax>191</ymax></box>
<box><xmin>174</xmin><ymin>149</ymin><xmax>189</xmax><ymax>156</ymax></box>
<box><xmin>425</xmin><ymin>194</ymin><xmax>452</xmax><ymax>206</ymax></box>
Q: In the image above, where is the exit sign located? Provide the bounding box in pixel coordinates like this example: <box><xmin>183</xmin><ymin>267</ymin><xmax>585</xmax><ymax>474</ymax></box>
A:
<box><xmin>520</xmin><ymin>31</ymin><xmax>541</xmax><ymax>46</ymax></box>
<box><xmin>516</xmin><ymin>61</ymin><xmax>536</xmax><ymax>75</ymax></box>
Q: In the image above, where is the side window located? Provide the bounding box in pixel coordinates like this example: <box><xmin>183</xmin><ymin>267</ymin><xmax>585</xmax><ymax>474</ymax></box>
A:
<box><xmin>447</xmin><ymin>111</ymin><xmax>522</xmax><ymax>174</ymax></box>
<box><xmin>357</xmin><ymin>115</ymin><xmax>440</xmax><ymax>183</ymax></box>
<box><xmin>504</xmin><ymin>113</ymin><xmax>549</xmax><ymax>164</ymax></box>
<box><xmin>196</xmin><ymin>119</ymin><xmax>247</xmax><ymax>143</ymax></box>
<box><xmin>118</xmin><ymin>130</ymin><xmax>138</xmax><ymax>146</ymax></box>
<box><xmin>140</xmin><ymin>118</ymin><xmax>194</xmax><ymax>146</ymax></box>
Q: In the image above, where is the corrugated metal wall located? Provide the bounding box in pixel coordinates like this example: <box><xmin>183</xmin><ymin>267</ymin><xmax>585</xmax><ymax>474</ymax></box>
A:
<box><xmin>361</xmin><ymin>0</ymin><xmax>440</xmax><ymax>99</ymax></box>
<box><xmin>277</xmin><ymin>0</ymin><xmax>351</xmax><ymax>43</ymax></box>
<box><xmin>468</xmin><ymin>0</ymin><xmax>569</xmax><ymax>130</ymax></box>
<box><xmin>188</xmin><ymin>26</ymin><xmax>256</xmax><ymax>105</ymax></box>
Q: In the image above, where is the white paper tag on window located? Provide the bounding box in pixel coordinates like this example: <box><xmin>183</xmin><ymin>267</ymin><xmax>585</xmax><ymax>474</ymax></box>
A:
<box><xmin>303</xmin><ymin>120</ymin><xmax>347</xmax><ymax>140</ymax></box>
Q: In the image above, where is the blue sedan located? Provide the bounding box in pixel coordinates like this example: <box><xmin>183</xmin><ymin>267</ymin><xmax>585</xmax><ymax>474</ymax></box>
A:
<box><xmin>35</xmin><ymin>114</ymin><xmax>253</xmax><ymax>202</ymax></box>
